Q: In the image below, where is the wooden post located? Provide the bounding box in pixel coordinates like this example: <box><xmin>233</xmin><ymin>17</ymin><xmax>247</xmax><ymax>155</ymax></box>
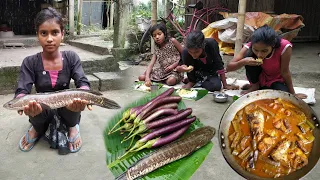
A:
<box><xmin>151</xmin><ymin>0</ymin><xmax>157</xmax><ymax>53</ymax></box>
<box><xmin>77</xmin><ymin>0</ymin><xmax>83</xmax><ymax>35</ymax></box>
<box><xmin>89</xmin><ymin>0</ymin><xmax>92</xmax><ymax>26</ymax></box>
<box><xmin>165</xmin><ymin>0</ymin><xmax>170</xmax><ymax>18</ymax></box>
<box><xmin>105</xmin><ymin>1</ymin><xmax>110</xmax><ymax>28</ymax></box>
<box><xmin>234</xmin><ymin>0</ymin><xmax>247</xmax><ymax>56</ymax></box>
<box><xmin>69</xmin><ymin>0</ymin><xmax>75</xmax><ymax>36</ymax></box>
<box><xmin>110</xmin><ymin>0</ymin><xmax>114</xmax><ymax>29</ymax></box>
<box><xmin>113</xmin><ymin>0</ymin><xmax>130</xmax><ymax>48</ymax></box>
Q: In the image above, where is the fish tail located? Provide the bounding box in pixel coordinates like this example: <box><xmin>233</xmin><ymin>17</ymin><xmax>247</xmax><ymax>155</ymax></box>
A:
<box><xmin>96</xmin><ymin>96</ymin><xmax>121</xmax><ymax>109</ymax></box>
<box><xmin>115</xmin><ymin>172</ymin><xmax>128</xmax><ymax>180</ymax></box>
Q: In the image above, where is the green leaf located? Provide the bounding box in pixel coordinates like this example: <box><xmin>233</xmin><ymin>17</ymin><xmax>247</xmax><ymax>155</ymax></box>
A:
<box><xmin>104</xmin><ymin>88</ymin><xmax>214</xmax><ymax>179</ymax></box>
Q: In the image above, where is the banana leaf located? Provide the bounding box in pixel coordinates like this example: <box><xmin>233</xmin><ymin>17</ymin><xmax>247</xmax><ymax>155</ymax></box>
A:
<box><xmin>104</xmin><ymin>88</ymin><xmax>214</xmax><ymax>179</ymax></box>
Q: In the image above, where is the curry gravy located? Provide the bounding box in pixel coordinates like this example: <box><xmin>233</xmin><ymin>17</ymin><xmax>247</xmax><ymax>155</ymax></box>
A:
<box><xmin>228</xmin><ymin>99</ymin><xmax>314</xmax><ymax>178</ymax></box>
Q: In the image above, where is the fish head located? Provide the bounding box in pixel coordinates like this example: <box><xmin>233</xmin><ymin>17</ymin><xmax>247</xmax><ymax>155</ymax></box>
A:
<box><xmin>3</xmin><ymin>97</ymin><xmax>25</xmax><ymax>110</ymax></box>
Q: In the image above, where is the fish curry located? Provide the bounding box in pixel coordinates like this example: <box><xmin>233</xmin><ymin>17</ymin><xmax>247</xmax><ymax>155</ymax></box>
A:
<box><xmin>228</xmin><ymin>98</ymin><xmax>315</xmax><ymax>178</ymax></box>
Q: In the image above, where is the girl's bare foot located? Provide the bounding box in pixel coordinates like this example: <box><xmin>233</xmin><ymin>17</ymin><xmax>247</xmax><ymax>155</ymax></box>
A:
<box><xmin>241</xmin><ymin>83</ymin><xmax>252</xmax><ymax>90</ymax></box>
<box><xmin>241</xmin><ymin>83</ymin><xmax>259</xmax><ymax>95</ymax></box>
<box><xmin>20</xmin><ymin>127</ymin><xmax>38</xmax><ymax>151</ymax></box>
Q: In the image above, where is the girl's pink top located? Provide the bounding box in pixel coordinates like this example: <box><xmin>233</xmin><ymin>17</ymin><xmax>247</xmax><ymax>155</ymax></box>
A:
<box><xmin>244</xmin><ymin>39</ymin><xmax>292</xmax><ymax>87</ymax></box>
<box><xmin>48</xmin><ymin>70</ymin><xmax>59</xmax><ymax>88</ymax></box>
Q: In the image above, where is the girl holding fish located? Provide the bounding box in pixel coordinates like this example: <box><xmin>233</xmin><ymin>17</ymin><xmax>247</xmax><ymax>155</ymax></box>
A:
<box><xmin>138</xmin><ymin>23</ymin><xmax>184</xmax><ymax>86</ymax></box>
<box><xmin>14</xmin><ymin>7</ymin><xmax>91</xmax><ymax>154</ymax></box>
<box><xmin>177</xmin><ymin>30</ymin><xmax>235</xmax><ymax>92</ymax></box>
<box><xmin>226</xmin><ymin>25</ymin><xmax>307</xmax><ymax>99</ymax></box>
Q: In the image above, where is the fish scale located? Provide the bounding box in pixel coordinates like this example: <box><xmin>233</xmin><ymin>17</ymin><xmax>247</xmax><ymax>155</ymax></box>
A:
<box><xmin>116</xmin><ymin>126</ymin><xmax>215</xmax><ymax>180</ymax></box>
<box><xmin>3</xmin><ymin>89</ymin><xmax>121</xmax><ymax>110</ymax></box>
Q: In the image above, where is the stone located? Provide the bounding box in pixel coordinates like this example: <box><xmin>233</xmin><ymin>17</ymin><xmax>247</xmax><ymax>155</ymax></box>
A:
<box><xmin>92</xmin><ymin>72</ymin><xmax>126</xmax><ymax>91</ymax></box>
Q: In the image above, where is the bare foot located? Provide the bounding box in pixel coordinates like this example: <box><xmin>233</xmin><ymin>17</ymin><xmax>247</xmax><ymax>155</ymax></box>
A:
<box><xmin>295</xmin><ymin>93</ymin><xmax>308</xmax><ymax>99</ymax></box>
<box><xmin>68</xmin><ymin>126</ymin><xmax>82</xmax><ymax>152</ymax></box>
<box><xmin>20</xmin><ymin>127</ymin><xmax>38</xmax><ymax>151</ymax></box>
<box><xmin>241</xmin><ymin>83</ymin><xmax>252</xmax><ymax>90</ymax></box>
<box><xmin>241</xmin><ymin>83</ymin><xmax>259</xmax><ymax>95</ymax></box>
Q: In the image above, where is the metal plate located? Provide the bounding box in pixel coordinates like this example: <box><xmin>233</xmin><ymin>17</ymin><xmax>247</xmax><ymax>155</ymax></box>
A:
<box><xmin>218</xmin><ymin>90</ymin><xmax>320</xmax><ymax>180</ymax></box>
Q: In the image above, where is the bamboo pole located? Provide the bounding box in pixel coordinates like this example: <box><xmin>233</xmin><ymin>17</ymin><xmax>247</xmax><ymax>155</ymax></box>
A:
<box><xmin>89</xmin><ymin>0</ymin><xmax>92</xmax><ymax>26</ymax></box>
<box><xmin>151</xmin><ymin>0</ymin><xmax>157</xmax><ymax>53</ymax></box>
<box><xmin>77</xmin><ymin>0</ymin><xmax>83</xmax><ymax>35</ymax></box>
<box><xmin>110</xmin><ymin>0</ymin><xmax>114</xmax><ymax>29</ymax></box>
<box><xmin>69</xmin><ymin>0</ymin><xmax>75</xmax><ymax>36</ymax></box>
<box><xmin>69</xmin><ymin>0</ymin><xmax>74</xmax><ymax>36</ymax></box>
<box><xmin>234</xmin><ymin>0</ymin><xmax>247</xmax><ymax>56</ymax></box>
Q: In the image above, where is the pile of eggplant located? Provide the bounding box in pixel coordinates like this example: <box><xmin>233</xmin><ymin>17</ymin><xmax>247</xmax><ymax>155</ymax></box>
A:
<box><xmin>108</xmin><ymin>88</ymin><xmax>197</xmax><ymax>159</ymax></box>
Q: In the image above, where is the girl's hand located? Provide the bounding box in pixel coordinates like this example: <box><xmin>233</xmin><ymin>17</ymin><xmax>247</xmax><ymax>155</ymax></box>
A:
<box><xmin>182</xmin><ymin>82</ymin><xmax>194</xmax><ymax>89</ymax></box>
<box><xmin>175</xmin><ymin>65</ymin><xmax>193</xmax><ymax>73</ymax></box>
<box><xmin>224</xmin><ymin>84</ymin><xmax>240</xmax><ymax>90</ymax></box>
<box><xmin>295</xmin><ymin>93</ymin><xmax>308</xmax><ymax>99</ymax></box>
<box><xmin>19</xmin><ymin>100</ymin><xmax>43</xmax><ymax>117</ymax></box>
<box><xmin>145</xmin><ymin>78</ymin><xmax>152</xmax><ymax>87</ymax></box>
<box><xmin>66</xmin><ymin>98</ymin><xmax>91</xmax><ymax>112</ymax></box>
<box><xmin>165</xmin><ymin>65</ymin><xmax>175</xmax><ymax>73</ymax></box>
<box><xmin>243</xmin><ymin>57</ymin><xmax>262</xmax><ymax>66</ymax></box>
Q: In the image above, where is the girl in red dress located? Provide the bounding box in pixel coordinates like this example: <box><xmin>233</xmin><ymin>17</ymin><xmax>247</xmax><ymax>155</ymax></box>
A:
<box><xmin>227</xmin><ymin>25</ymin><xmax>306</xmax><ymax>99</ymax></box>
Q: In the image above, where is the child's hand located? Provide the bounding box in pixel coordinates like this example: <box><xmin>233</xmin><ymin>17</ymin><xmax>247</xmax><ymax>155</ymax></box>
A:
<box><xmin>19</xmin><ymin>100</ymin><xmax>43</xmax><ymax>117</ymax></box>
<box><xmin>66</xmin><ymin>98</ymin><xmax>90</xmax><ymax>112</ymax></box>
<box><xmin>182</xmin><ymin>82</ymin><xmax>194</xmax><ymax>89</ymax></box>
<box><xmin>165</xmin><ymin>65</ymin><xmax>174</xmax><ymax>73</ymax></box>
<box><xmin>243</xmin><ymin>57</ymin><xmax>262</xmax><ymax>66</ymax></box>
<box><xmin>145</xmin><ymin>79</ymin><xmax>152</xmax><ymax>87</ymax></box>
<box><xmin>175</xmin><ymin>65</ymin><xmax>193</xmax><ymax>73</ymax></box>
<box><xmin>224</xmin><ymin>84</ymin><xmax>240</xmax><ymax>90</ymax></box>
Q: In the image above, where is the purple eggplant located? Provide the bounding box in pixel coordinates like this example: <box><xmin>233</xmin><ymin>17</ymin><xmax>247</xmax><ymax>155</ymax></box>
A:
<box><xmin>142</xmin><ymin>103</ymin><xmax>178</xmax><ymax>120</ymax></box>
<box><xmin>108</xmin><ymin>88</ymin><xmax>174</xmax><ymax>134</ymax></box>
<box><xmin>123</xmin><ymin>108</ymin><xmax>192</xmax><ymax>142</ymax></box>
<box><xmin>118</xmin><ymin>124</ymin><xmax>191</xmax><ymax>159</ymax></box>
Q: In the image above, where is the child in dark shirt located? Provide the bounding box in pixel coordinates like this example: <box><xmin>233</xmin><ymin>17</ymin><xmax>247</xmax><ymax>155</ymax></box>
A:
<box><xmin>15</xmin><ymin>7</ymin><xmax>91</xmax><ymax>154</ymax></box>
<box><xmin>177</xmin><ymin>30</ymin><xmax>235</xmax><ymax>91</ymax></box>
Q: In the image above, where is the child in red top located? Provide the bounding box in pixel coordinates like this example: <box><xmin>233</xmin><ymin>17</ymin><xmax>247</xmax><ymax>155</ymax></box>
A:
<box><xmin>227</xmin><ymin>25</ymin><xmax>306</xmax><ymax>99</ymax></box>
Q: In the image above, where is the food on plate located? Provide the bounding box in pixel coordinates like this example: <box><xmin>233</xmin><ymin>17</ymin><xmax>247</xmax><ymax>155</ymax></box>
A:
<box><xmin>177</xmin><ymin>89</ymin><xmax>198</xmax><ymax>99</ymax></box>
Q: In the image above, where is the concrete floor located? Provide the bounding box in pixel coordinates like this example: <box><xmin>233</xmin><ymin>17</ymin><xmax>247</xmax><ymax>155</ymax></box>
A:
<box><xmin>0</xmin><ymin>42</ymin><xmax>320</xmax><ymax>180</ymax></box>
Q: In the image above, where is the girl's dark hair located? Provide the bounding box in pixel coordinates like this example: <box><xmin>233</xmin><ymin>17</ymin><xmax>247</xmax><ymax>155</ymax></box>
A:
<box><xmin>245</xmin><ymin>25</ymin><xmax>281</xmax><ymax>58</ymax></box>
<box><xmin>185</xmin><ymin>30</ymin><xmax>205</xmax><ymax>49</ymax></box>
<box><xmin>149</xmin><ymin>23</ymin><xmax>169</xmax><ymax>45</ymax></box>
<box><xmin>35</xmin><ymin>7</ymin><xmax>64</xmax><ymax>32</ymax></box>
<box><xmin>251</xmin><ymin>25</ymin><xmax>281</xmax><ymax>48</ymax></box>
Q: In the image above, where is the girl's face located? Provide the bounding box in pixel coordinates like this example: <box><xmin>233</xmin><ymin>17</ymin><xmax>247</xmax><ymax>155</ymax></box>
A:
<box><xmin>187</xmin><ymin>48</ymin><xmax>203</xmax><ymax>59</ymax></box>
<box><xmin>152</xmin><ymin>29</ymin><xmax>165</xmax><ymax>45</ymax></box>
<box><xmin>252</xmin><ymin>42</ymin><xmax>273</xmax><ymax>59</ymax></box>
<box><xmin>37</xmin><ymin>19</ymin><xmax>64</xmax><ymax>54</ymax></box>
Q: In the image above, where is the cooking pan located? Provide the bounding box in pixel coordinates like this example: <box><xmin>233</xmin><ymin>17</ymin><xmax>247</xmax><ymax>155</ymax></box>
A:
<box><xmin>218</xmin><ymin>90</ymin><xmax>320</xmax><ymax>180</ymax></box>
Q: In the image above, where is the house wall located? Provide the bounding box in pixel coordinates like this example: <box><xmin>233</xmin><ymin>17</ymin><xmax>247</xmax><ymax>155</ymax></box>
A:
<box><xmin>274</xmin><ymin>0</ymin><xmax>320</xmax><ymax>41</ymax></box>
<box><xmin>81</xmin><ymin>1</ymin><xmax>104</xmax><ymax>27</ymax></box>
<box><xmin>0</xmin><ymin>0</ymin><xmax>42</xmax><ymax>35</ymax></box>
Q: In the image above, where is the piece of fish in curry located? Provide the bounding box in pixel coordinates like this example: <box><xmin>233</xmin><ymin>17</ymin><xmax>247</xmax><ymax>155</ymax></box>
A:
<box><xmin>271</xmin><ymin>139</ymin><xmax>291</xmax><ymax>166</ymax></box>
<box><xmin>246</xmin><ymin>109</ymin><xmax>265</xmax><ymax>143</ymax></box>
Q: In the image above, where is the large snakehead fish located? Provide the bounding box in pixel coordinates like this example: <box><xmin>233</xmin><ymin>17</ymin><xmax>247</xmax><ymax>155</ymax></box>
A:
<box><xmin>116</xmin><ymin>126</ymin><xmax>215</xmax><ymax>180</ymax></box>
<box><xmin>3</xmin><ymin>88</ymin><xmax>121</xmax><ymax>110</ymax></box>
